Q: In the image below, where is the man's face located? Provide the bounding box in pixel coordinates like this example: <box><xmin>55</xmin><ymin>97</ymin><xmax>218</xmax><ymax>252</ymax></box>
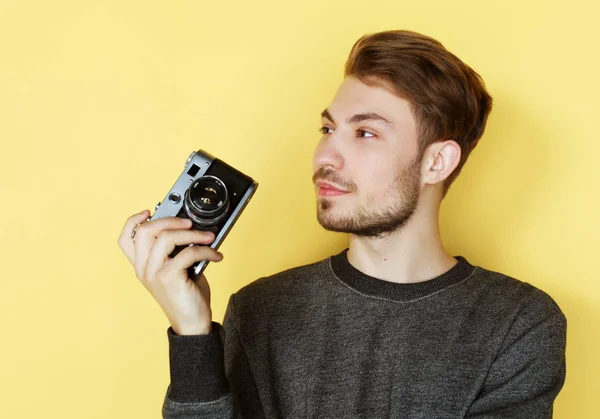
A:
<box><xmin>312</xmin><ymin>76</ymin><xmax>423</xmax><ymax>237</ymax></box>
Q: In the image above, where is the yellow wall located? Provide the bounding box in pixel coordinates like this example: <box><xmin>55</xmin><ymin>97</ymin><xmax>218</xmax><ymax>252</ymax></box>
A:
<box><xmin>1</xmin><ymin>1</ymin><xmax>597</xmax><ymax>417</ymax></box>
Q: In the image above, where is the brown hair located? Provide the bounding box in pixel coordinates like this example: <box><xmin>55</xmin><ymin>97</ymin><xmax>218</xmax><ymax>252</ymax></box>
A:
<box><xmin>344</xmin><ymin>30</ymin><xmax>493</xmax><ymax>198</ymax></box>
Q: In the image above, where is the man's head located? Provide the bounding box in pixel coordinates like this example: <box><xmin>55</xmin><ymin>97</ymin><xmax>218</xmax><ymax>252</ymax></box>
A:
<box><xmin>312</xmin><ymin>30</ymin><xmax>492</xmax><ymax>237</ymax></box>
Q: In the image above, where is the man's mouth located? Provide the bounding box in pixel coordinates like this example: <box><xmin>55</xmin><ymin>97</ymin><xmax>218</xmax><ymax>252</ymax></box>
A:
<box><xmin>316</xmin><ymin>181</ymin><xmax>350</xmax><ymax>197</ymax></box>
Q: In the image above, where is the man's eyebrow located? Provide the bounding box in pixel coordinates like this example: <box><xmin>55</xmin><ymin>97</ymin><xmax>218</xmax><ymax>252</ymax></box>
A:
<box><xmin>320</xmin><ymin>108</ymin><xmax>392</xmax><ymax>126</ymax></box>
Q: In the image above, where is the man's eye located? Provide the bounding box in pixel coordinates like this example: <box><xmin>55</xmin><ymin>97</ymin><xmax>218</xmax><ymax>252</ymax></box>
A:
<box><xmin>319</xmin><ymin>126</ymin><xmax>334</xmax><ymax>134</ymax></box>
<box><xmin>358</xmin><ymin>130</ymin><xmax>376</xmax><ymax>138</ymax></box>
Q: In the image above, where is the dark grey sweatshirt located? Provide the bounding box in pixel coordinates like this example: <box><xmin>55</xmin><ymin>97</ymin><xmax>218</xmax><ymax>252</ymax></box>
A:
<box><xmin>161</xmin><ymin>249</ymin><xmax>567</xmax><ymax>418</ymax></box>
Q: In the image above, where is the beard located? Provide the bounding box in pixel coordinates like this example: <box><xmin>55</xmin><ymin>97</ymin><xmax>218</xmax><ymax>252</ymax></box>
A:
<box><xmin>315</xmin><ymin>155</ymin><xmax>422</xmax><ymax>238</ymax></box>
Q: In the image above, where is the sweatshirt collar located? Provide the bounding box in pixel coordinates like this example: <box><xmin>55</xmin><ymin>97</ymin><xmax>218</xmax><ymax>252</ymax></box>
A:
<box><xmin>329</xmin><ymin>248</ymin><xmax>477</xmax><ymax>303</ymax></box>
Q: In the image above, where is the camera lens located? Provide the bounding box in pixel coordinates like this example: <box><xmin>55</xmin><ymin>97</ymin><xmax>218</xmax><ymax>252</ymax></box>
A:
<box><xmin>184</xmin><ymin>175</ymin><xmax>229</xmax><ymax>226</ymax></box>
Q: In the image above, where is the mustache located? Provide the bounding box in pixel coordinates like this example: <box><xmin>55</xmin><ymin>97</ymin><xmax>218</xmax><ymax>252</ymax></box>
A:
<box><xmin>312</xmin><ymin>167</ymin><xmax>355</xmax><ymax>191</ymax></box>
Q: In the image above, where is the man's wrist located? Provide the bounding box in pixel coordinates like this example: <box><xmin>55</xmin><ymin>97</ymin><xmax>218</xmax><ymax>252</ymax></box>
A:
<box><xmin>172</xmin><ymin>322</ymin><xmax>213</xmax><ymax>336</ymax></box>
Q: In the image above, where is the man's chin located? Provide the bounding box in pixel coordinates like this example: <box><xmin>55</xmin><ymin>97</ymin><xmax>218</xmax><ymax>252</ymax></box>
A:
<box><xmin>318</xmin><ymin>221</ymin><xmax>348</xmax><ymax>233</ymax></box>
<box><xmin>316</xmin><ymin>212</ymin><xmax>350</xmax><ymax>233</ymax></box>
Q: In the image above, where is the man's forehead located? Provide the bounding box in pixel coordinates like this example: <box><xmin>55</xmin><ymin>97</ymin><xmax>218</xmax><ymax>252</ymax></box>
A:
<box><xmin>327</xmin><ymin>77</ymin><xmax>413</xmax><ymax>121</ymax></box>
<box><xmin>322</xmin><ymin>83</ymin><xmax>412</xmax><ymax>125</ymax></box>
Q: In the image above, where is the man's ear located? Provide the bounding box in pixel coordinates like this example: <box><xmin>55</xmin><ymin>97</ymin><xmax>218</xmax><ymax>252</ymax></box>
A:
<box><xmin>421</xmin><ymin>140</ymin><xmax>461</xmax><ymax>186</ymax></box>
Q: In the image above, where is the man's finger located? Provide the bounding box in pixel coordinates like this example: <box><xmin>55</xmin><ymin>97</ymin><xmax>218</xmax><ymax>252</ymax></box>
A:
<box><xmin>133</xmin><ymin>217</ymin><xmax>194</xmax><ymax>278</ymax></box>
<box><xmin>117</xmin><ymin>209</ymin><xmax>150</xmax><ymax>261</ymax></box>
<box><xmin>144</xmin><ymin>230</ymin><xmax>217</xmax><ymax>280</ymax></box>
<box><xmin>162</xmin><ymin>245</ymin><xmax>224</xmax><ymax>281</ymax></box>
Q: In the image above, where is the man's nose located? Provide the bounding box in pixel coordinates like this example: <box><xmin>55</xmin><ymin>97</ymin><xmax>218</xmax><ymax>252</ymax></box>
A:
<box><xmin>313</xmin><ymin>135</ymin><xmax>344</xmax><ymax>171</ymax></box>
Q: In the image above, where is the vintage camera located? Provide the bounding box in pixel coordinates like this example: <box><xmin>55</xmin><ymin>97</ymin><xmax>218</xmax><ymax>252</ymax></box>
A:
<box><xmin>149</xmin><ymin>149</ymin><xmax>258</xmax><ymax>281</ymax></box>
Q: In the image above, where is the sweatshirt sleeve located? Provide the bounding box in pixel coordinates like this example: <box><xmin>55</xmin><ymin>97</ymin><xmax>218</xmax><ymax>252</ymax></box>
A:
<box><xmin>161</xmin><ymin>293</ymin><xmax>264</xmax><ymax>418</ymax></box>
<box><xmin>465</xmin><ymin>289</ymin><xmax>567</xmax><ymax>419</ymax></box>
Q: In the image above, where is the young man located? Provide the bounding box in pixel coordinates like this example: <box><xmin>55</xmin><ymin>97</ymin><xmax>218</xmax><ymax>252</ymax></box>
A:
<box><xmin>118</xmin><ymin>30</ymin><xmax>567</xmax><ymax>418</ymax></box>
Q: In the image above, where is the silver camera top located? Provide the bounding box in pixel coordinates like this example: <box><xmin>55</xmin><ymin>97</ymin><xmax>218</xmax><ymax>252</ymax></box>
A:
<box><xmin>150</xmin><ymin>150</ymin><xmax>216</xmax><ymax>222</ymax></box>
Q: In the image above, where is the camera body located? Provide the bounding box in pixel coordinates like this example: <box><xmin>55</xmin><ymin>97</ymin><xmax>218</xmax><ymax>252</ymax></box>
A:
<box><xmin>149</xmin><ymin>149</ymin><xmax>258</xmax><ymax>281</ymax></box>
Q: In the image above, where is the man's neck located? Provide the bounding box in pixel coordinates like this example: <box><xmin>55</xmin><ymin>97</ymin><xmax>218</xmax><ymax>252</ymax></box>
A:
<box><xmin>346</xmin><ymin>211</ymin><xmax>457</xmax><ymax>285</ymax></box>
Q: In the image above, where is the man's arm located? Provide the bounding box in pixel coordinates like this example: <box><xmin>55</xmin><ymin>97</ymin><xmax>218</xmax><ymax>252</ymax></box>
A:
<box><xmin>466</xmin><ymin>289</ymin><xmax>567</xmax><ymax>418</ymax></box>
<box><xmin>162</xmin><ymin>294</ymin><xmax>265</xmax><ymax>418</ymax></box>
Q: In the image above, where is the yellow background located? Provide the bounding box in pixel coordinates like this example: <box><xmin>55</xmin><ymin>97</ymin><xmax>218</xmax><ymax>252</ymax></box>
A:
<box><xmin>0</xmin><ymin>0</ymin><xmax>597</xmax><ymax>417</ymax></box>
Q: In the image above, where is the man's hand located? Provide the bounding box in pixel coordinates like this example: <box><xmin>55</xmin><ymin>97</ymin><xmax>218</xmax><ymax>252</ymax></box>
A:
<box><xmin>117</xmin><ymin>210</ymin><xmax>224</xmax><ymax>336</ymax></box>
